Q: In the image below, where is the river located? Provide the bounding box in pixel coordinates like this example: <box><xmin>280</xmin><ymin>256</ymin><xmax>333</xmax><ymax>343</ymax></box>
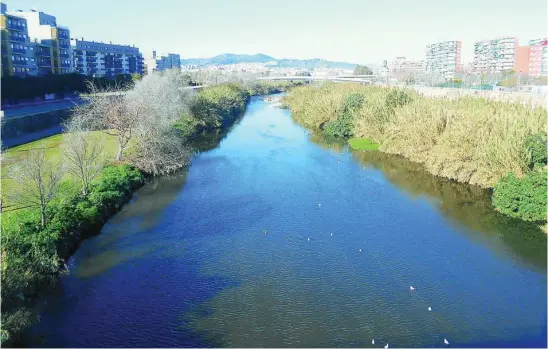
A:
<box><xmin>24</xmin><ymin>96</ymin><xmax>547</xmax><ymax>348</ymax></box>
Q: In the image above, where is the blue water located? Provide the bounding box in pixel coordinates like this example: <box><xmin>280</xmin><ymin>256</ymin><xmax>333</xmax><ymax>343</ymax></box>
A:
<box><xmin>27</xmin><ymin>97</ymin><xmax>547</xmax><ymax>348</ymax></box>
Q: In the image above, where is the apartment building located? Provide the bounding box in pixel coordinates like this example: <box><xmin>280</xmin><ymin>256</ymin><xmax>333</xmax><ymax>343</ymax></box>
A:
<box><xmin>389</xmin><ymin>57</ymin><xmax>424</xmax><ymax>73</ymax></box>
<box><xmin>473</xmin><ymin>37</ymin><xmax>517</xmax><ymax>73</ymax></box>
<box><xmin>72</xmin><ymin>40</ymin><xmax>144</xmax><ymax>77</ymax></box>
<box><xmin>0</xmin><ymin>3</ymin><xmax>37</xmax><ymax>76</ymax></box>
<box><xmin>528</xmin><ymin>38</ymin><xmax>547</xmax><ymax>77</ymax></box>
<box><xmin>425</xmin><ymin>41</ymin><xmax>461</xmax><ymax>79</ymax></box>
<box><xmin>156</xmin><ymin>53</ymin><xmax>181</xmax><ymax>71</ymax></box>
<box><xmin>10</xmin><ymin>8</ymin><xmax>72</xmax><ymax>75</ymax></box>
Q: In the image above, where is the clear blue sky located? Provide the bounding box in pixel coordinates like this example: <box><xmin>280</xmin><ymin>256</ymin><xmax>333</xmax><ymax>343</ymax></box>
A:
<box><xmin>5</xmin><ymin>0</ymin><xmax>547</xmax><ymax>64</ymax></box>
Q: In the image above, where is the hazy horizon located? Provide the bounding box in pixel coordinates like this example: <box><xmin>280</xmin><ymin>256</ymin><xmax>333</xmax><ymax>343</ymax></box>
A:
<box><xmin>4</xmin><ymin>0</ymin><xmax>547</xmax><ymax>65</ymax></box>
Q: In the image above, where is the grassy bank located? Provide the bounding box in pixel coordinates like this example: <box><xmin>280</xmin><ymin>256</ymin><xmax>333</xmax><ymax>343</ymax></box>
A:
<box><xmin>284</xmin><ymin>83</ymin><xmax>547</xmax><ymax>222</ymax></box>
<box><xmin>1</xmin><ymin>81</ymin><xmax>295</xmax><ymax>345</ymax></box>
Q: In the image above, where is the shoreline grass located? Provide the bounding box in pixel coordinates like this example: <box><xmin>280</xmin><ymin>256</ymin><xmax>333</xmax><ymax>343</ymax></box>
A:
<box><xmin>348</xmin><ymin>137</ymin><xmax>380</xmax><ymax>151</ymax></box>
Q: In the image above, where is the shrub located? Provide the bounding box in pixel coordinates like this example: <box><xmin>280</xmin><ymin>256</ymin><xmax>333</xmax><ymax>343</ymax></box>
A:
<box><xmin>525</xmin><ymin>132</ymin><xmax>547</xmax><ymax>168</ymax></box>
<box><xmin>323</xmin><ymin>93</ymin><xmax>364</xmax><ymax>139</ymax></box>
<box><xmin>492</xmin><ymin>168</ymin><xmax>547</xmax><ymax>222</ymax></box>
<box><xmin>385</xmin><ymin>89</ymin><xmax>413</xmax><ymax>109</ymax></box>
<box><xmin>0</xmin><ymin>164</ymin><xmax>145</xmax><ymax>344</ymax></box>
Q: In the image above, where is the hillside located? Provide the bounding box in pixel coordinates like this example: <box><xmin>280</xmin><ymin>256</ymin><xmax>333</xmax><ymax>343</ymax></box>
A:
<box><xmin>180</xmin><ymin>53</ymin><xmax>357</xmax><ymax>69</ymax></box>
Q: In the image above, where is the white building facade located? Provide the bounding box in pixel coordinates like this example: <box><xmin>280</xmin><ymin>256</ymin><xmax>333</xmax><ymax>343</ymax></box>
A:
<box><xmin>473</xmin><ymin>37</ymin><xmax>517</xmax><ymax>73</ymax></box>
<box><xmin>425</xmin><ymin>41</ymin><xmax>462</xmax><ymax>79</ymax></box>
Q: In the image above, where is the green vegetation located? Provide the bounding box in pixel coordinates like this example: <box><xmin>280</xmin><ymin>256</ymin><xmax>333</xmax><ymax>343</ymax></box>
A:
<box><xmin>353</xmin><ymin>65</ymin><xmax>373</xmax><ymax>75</ymax></box>
<box><xmin>324</xmin><ymin>93</ymin><xmax>363</xmax><ymax>138</ymax></box>
<box><xmin>245</xmin><ymin>81</ymin><xmax>305</xmax><ymax>96</ymax></box>
<box><xmin>492</xmin><ymin>132</ymin><xmax>547</xmax><ymax>222</ymax></box>
<box><xmin>348</xmin><ymin>138</ymin><xmax>379</xmax><ymax>151</ymax></box>
<box><xmin>176</xmin><ymin>81</ymin><xmax>304</xmax><ymax>138</ymax></box>
<box><xmin>1</xmin><ymin>79</ymin><xmax>303</xmax><ymax>344</ymax></box>
<box><xmin>1</xmin><ymin>165</ymin><xmax>145</xmax><ymax>345</ymax></box>
<box><xmin>284</xmin><ymin>83</ymin><xmax>547</xmax><ymax>222</ymax></box>
<box><xmin>492</xmin><ymin>169</ymin><xmax>547</xmax><ymax>222</ymax></box>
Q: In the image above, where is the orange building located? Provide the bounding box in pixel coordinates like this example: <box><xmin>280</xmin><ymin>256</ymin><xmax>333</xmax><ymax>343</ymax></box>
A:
<box><xmin>514</xmin><ymin>46</ymin><xmax>530</xmax><ymax>74</ymax></box>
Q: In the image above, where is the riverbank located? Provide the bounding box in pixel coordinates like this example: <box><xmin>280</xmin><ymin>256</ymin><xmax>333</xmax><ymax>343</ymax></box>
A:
<box><xmin>0</xmin><ymin>82</ymin><xmax>301</xmax><ymax>346</ymax></box>
<box><xmin>283</xmin><ymin>83</ymin><xmax>547</xmax><ymax>222</ymax></box>
<box><xmin>21</xmin><ymin>96</ymin><xmax>546</xmax><ymax>348</ymax></box>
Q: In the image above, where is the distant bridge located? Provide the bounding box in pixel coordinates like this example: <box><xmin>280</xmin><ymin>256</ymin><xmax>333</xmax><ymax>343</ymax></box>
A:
<box><xmin>258</xmin><ymin>75</ymin><xmax>377</xmax><ymax>83</ymax></box>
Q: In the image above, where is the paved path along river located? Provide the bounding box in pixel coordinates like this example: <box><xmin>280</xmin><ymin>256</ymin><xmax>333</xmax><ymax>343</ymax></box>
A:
<box><xmin>26</xmin><ymin>96</ymin><xmax>547</xmax><ymax>348</ymax></box>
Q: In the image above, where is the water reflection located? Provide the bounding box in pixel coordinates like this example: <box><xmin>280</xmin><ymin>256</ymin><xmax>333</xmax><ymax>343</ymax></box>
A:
<box><xmin>350</xmin><ymin>149</ymin><xmax>546</xmax><ymax>272</ymax></box>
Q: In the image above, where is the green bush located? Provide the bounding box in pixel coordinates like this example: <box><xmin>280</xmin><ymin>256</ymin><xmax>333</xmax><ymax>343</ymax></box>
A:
<box><xmin>187</xmin><ymin>83</ymin><xmax>251</xmax><ymax>132</ymax></box>
<box><xmin>525</xmin><ymin>132</ymin><xmax>547</xmax><ymax>168</ymax></box>
<box><xmin>0</xmin><ymin>164</ymin><xmax>145</xmax><ymax>344</ymax></box>
<box><xmin>385</xmin><ymin>89</ymin><xmax>413</xmax><ymax>109</ymax></box>
<box><xmin>323</xmin><ymin>93</ymin><xmax>363</xmax><ymax>139</ymax></box>
<box><xmin>492</xmin><ymin>168</ymin><xmax>547</xmax><ymax>222</ymax></box>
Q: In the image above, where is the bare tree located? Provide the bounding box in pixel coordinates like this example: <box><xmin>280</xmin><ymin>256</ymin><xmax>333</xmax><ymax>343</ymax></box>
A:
<box><xmin>72</xmin><ymin>82</ymin><xmax>141</xmax><ymax>161</ymax></box>
<box><xmin>63</xmin><ymin>123</ymin><xmax>105</xmax><ymax>196</ymax></box>
<box><xmin>124</xmin><ymin>70</ymin><xmax>194</xmax><ymax>175</ymax></box>
<box><xmin>6</xmin><ymin>147</ymin><xmax>63</xmax><ymax>227</ymax></box>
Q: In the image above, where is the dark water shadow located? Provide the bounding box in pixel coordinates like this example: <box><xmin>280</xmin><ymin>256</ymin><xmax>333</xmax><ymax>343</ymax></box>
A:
<box><xmin>350</xmin><ymin>149</ymin><xmax>547</xmax><ymax>272</ymax></box>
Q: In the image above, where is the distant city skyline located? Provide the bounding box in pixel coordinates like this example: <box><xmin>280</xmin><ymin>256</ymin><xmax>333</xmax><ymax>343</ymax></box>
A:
<box><xmin>4</xmin><ymin>0</ymin><xmax>547</xmax><ymax>65</ymax></box>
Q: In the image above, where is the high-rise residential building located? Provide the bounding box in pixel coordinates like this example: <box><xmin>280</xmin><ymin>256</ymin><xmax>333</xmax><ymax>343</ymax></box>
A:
<box><xmin>156</xmin><ymin>53</ymin><xmax>180</xmax><ymax>71</ymax></box>
<box><xmin>425</xmin><ymin>41</ymin><xmax>461</xmax><ymax>79</ymax></box>
<box><xmin>528</xmin><ymin>38</ymin><xmax>547</xmax><ymax>77</ymax></box>
<box><xmin>10</xmin><ymin>8</ymin><xmax>72</xmax><ymax>75</ymax></box>
<box><xmin>72</xmin><ymin>40</ymin><xmax>144</xmax><ymax>77</ymax></box>
<box><xmin>473</xmin><ymin>37</ymin><xmax>517</xmax><ymax>73</ymax></box>
<box><xmin>0</xmin><ymin>3</ymin><xmax>37</xmax><ymax>76</ymax></box>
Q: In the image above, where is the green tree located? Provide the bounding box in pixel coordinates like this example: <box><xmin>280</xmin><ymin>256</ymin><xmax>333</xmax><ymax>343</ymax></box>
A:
<box><xmin>353</xmin><ymin>65</ymin><xmax>373</xmax><ymax>75</ymax></box>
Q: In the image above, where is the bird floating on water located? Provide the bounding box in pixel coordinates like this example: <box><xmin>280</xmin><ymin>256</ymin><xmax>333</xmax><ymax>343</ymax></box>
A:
<box><xmin>308</xmin><ymin>237</ymin><xmax>310</xmax><ymax>242</ymax></box>
<box><xmin>409</xmin><ymin>285</ymin><xmax>415</xmax><ymax>291</ymax></box>
<box><xmin>264</xmin><ymin>230</ymin><xmax>268</xmax><ymax>235</ymax></box>
<box><xmin>372</xmin><ymin>339</ymin><xmax>375</xmax><ymax>345</ymax></box>
<box><xmin>359</xmin><ymin>248</ymin><xmax>362</xmax><ymax>252</ymax></box>
<box><xmin>428</xmin><ymin>306</ymin><xmax>432</xmax><ymax>312</ymax></box>
<box><xmin>318</xmin><ymin>203</ymin><xmax>321</xmax><ymax>207</ymax></box>
<box><xmin>444</xmin><ymin>338</ymin><xmax>449</xmax><ymax>345</ymax></box>
<box><xmin>330</xmin><ymin>233</ymin><xmax>333</xmax><ymax>236</ymax></box>
<box><xmin>384</xmin><ymin>343</ymin><xmax>389</xmax><ymax>348</ymax></box>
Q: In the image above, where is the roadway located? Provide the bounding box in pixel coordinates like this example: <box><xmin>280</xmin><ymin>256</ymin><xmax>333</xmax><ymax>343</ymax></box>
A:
<box><xmin>1</xmin><ymin>85</ymin><xmax>205</xmax><ymax>119</ymax></box>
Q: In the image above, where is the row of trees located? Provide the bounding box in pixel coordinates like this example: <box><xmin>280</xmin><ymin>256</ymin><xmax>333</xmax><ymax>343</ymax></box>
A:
<box><xmin>5</xmin><ymin>70</ymin><xmax>196</xmax><ymax>227</ymax></box>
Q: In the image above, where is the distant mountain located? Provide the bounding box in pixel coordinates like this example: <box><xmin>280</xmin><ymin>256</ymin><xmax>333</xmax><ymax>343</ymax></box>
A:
<box><xmin>181</xmin><ymin>53</ymin><xmax>276</xmax><ymax>66</ymax></box>
<box><xmin>180</xmin><ymin>53</ymin><xmax>358</xmax><ymax>70</ymax></box>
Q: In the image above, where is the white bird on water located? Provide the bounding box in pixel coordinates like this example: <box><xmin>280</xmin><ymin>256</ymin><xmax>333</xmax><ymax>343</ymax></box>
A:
<box><xmin>384</xmin><ymin>343</ymin><xmax>389</xmax><ymax>348</ymax></box>
<box><xmin>359</xmin><ymin>248</ymin><xmax>362</xmax><ymax>252</ymax></box>
<box><xmin>372</xmin><ymin>339</ymin><xmax>375</xmax><ymax>345</ymax></box>
<box><xmin>330</xmin><ymin>233</ymin><xmax>333</xmax><ymax>236</ymax></box>
<box><xmin>409</xmin><ymin>285</ymin><xmax>415</xmax><ymax>291</ymax></box>
<box><xmin>428</xmin><ymin>306</ymin><xmax>432</xmax><ymax>312</ymax></box>
<box><xmin>318</xmin><ymin>203</ymin><xmax>322</xmax><ymax>207</ymax></box>
<box><xmin>444</xmin><ymin>338</ymin><xmax>449</xmax><ymax>345</ymax></box>
<box><xmin>308</xmin><ymin>237</ymin><xmax>310</xmax><ymax>242</ymax></box>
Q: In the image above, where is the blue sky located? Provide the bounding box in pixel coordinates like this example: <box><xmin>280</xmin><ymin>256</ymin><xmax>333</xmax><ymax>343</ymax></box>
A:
<box><xmin>5</xmin><ymin>0</ymin><xmax>547</xmax><ymax>64</ymax></box>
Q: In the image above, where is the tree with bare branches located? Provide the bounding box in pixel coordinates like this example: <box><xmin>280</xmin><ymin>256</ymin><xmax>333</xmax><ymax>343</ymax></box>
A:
<box><xmin>72</xmin><ymin>82</ymin><xmax>141</xmax><ymax>161</ymax></box>
<box><xmin>124</xmin><ymin>70</ymin><xmax>195</xmax><ymax>175</ymax></box>
<box><xmin>63</xmin><ymin>123</ymin><xmax>105</xmax><ymax>196</ymax></box>
<box><xmin>6</xmin><ymin>147</ymin><xmax>63</xmax><ymax>227</ymax></box>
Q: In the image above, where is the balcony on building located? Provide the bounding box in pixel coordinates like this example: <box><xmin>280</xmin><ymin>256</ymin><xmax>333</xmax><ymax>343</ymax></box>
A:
<box><xmin>9</xmin><ymin>34</ymin><xmax>26</xmax><ymax>42</ymax></box>
<box><xmin>11</xmin><ymin>46</ymin><xmax>26</xmax><ymax>54</ymax></box>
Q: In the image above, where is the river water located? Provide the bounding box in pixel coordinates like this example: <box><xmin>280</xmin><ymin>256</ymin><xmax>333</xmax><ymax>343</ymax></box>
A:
<box><xmin>26</xmin><ymin>96</ymin><xmax>546</xmax><ymax>348</ymax></box>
